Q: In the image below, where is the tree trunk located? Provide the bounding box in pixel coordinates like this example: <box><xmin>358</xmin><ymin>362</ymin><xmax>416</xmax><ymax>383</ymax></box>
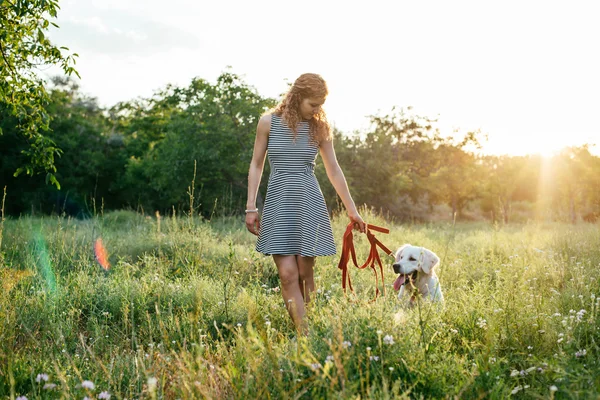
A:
<box><xmin>570</xmin><ymin>194</ymin><xmax>576</xmax><ymax>224</ymax></box>
<box><xmin>451</xmin><ymin>196</ymin><xmax>457</xmax><ymax>221</ymax></box>
<box><xmin>503</xmin><ymin>201</ymin><xmax>511</xmax><ymax>225</ymax></box>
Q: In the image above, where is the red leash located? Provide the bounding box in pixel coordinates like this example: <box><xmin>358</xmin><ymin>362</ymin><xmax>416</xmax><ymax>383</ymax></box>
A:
<box><xmin>337</xmin><ymin>222</ymin><xmax>394</xmax><ymax>301</ymax></box>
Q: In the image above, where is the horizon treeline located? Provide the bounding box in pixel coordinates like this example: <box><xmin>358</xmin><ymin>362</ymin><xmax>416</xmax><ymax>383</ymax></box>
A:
<box><xmin>1</xmin><ymin>72</ymin><xmax>599</xmax><ymax>224</ymax></box>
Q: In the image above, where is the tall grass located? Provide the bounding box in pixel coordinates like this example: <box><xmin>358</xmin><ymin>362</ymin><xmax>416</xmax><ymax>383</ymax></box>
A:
<box><xmin>0</xmin><ymin>208</ymin><xmax>598</xmax><ymax>398</ymax></box>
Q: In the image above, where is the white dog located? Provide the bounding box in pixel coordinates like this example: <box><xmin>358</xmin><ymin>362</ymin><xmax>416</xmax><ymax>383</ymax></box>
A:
<box><xmin>392</xmin><ymin>244</ymin><xmax>444</xmax><ymax>304</ymax></box>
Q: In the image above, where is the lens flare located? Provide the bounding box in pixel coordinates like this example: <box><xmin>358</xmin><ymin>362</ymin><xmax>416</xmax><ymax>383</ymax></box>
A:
<box><xmin>33</xmin><ymin>232</ymin><xmax>57</xmax><ymax>294</ymax></box>
<box><xmin>94</xmin><ymin>238</ymin><xmax>110</xmax><ymax>271</ymax></box>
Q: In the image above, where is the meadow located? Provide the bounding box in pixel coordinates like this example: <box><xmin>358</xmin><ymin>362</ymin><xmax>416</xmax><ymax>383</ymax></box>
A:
<box><xmin>0</xmin><ymin>209</ymin><xmax>599</xmax><ymax>399</ymax></box>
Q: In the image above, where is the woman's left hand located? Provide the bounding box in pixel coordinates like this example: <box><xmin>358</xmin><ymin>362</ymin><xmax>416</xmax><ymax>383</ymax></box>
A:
<box><xmin>348</xmin><ymin>211</ymin><xmax>366</xmax><ymax>233</ymax></box>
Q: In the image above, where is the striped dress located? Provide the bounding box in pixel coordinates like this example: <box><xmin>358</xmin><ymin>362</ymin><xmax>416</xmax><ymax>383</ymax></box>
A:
<box><xmin>256</xmin><ymin>114</ymin><xmax>336</xmax><ymax>257</ymax></box>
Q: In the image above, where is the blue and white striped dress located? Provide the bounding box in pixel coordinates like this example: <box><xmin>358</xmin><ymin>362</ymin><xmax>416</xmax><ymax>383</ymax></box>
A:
<box><xmin>256</xmin><ymin>114</ymin><xmax>336</xmax><ymax>257</ymax></box>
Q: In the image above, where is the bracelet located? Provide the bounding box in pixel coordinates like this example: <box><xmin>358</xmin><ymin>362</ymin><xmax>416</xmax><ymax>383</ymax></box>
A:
<box><xmin>245</xmin><ymin>208</ymin><xmax>259</xmax><ymax>213</ymax></box>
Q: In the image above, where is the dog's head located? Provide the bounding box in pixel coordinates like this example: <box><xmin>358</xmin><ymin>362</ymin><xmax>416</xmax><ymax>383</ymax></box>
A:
<box><xmin>392</xmin><ymin>244</ymin><xmax>440</xmax><ymax>291</ymax></box>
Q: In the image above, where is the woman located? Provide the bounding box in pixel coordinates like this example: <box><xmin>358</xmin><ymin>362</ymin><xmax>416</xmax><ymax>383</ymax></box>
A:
<box><xmin>246</xmin><ymin>73</ymin><xmax>365</xmax><ymax>333</ymax></box>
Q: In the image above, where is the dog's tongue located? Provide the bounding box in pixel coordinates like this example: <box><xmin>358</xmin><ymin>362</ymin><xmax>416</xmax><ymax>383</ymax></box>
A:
<box><xmin>393</xmin><ymin>275</ymin><xmax>406</xmax><ymax>291</ymax></box>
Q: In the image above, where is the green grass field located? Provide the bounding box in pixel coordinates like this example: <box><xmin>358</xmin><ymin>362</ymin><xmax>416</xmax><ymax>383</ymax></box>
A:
<box><xmin>1</xmin><ymin>209</ymin><xmax>599</xmax><ymax>399</ymax></box>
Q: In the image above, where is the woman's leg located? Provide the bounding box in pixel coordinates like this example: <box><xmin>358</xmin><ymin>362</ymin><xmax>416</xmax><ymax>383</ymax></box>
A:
<box><xmin>296</xmin><ymin>255</ymin><xmax>315</xmax><ymax>303</ymax></box>
<box><xmin>273</xmin><ymin>255</ymin><xmax>305</xmax><ymax>332</ymax></box>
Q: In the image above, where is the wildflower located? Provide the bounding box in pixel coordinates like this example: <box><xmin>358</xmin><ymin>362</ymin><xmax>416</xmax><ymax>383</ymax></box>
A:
<box><xmin>43</xmin><ymin>383</ymin><xmax>57</xmax><ymax>390</ymax></box>
<box><xmin>511</xmin><ymin>385</ymin><xmax>523</xmax><ymax>394</ymax></box>
<box><xmin>489</xmin><ymin>357</ymin><xmax>496</xmax><ymax>364</ymax></box>
<box><xmin>272</xmin><ymin>287</ymin><xmax>280</xmax><ymax>292</ymax></box>
<box><xmin>237</xmin><ymin>323</ymin><xmax>242</xmax><ymax>327</ymax></box>
<box><xmin>383</xmin><ymin>335</ymin><xmax>395</xmax><ymax>345</ymax></box>
<box><xmin>550</xmin><ymin>385</ymin><xmax>558</xmax><ymax>392</ymax></box>
<box><xmin>36</xmin><ymin>373</ymin><xmax>49</xmax><ymax>383</ymax></box>
<box><xmin>98</xmin><ymin>392</ymin><xmax>111</xmax><ymax>400</ymax></box>
<box><xmin>310</xmin><ymin>363</ymin><xmax>322</xmax><ymax>371</ymax></box>
<box><xmin>325</xmin><ymin>355</ymin><xmax>334</xmax><ymax>363</ymax></box>
<box><xmin>450</xmin><ymin>328</ymin><xmax>458</xmax><ymax>334</ymax></box>
<box><xmin>527</xmin><ymin>346</ymin><xmax>533</xmax><ymax>350</ymax></box>
<box><xmin>81</xmin><ymin>380</ymin><xmax>95</xmax><ymax>390</ymax></box>
<box><xmin>376</xmin><ymin>330</ymin><xmax>383</xmax><ymax>335</ymax></box>
<box><xmin>369</xmin><ymin>356</ymin><xmax>380</xmax><ymax>361</ymax></box>
<box><xmin>265</xmin><ymin>321</ymin><xmax>271</xmax><ymax>327</ymax></box>
<box><xmin>342</xmin><ymin>341</ymin><xmax>352</xmax><ymax>349</ymax></box>
<box><xmin>147</xmin><ymin>377</ymin><xmax>158</xmax><ymax>391</ymax></box>
<box><xmin>476</xmin><ymin>318</ymin><xmax>487</xmax><ymax>330</ymax></box>
<box><xmin>16</xmin><ymin>397</ymin><xmax>27</xmax><ymax>400</ymax></box>
<box><xmin>575</xmin><ymin>349</ymin><xmax>587</xmax><ymax>357</ymax></box>
<box><xmin>389</xmin><ymin>367</ymin><xmax>394</xmax><ymax>371</ymax></box>
<box><xmin>366</xmin><ymin>347</ymin><xmax>372</xmax><ymax>352</ymax></box>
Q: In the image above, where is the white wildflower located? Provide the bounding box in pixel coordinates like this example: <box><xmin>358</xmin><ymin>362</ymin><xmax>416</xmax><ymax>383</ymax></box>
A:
<box><xmin>147</xmin><ymin>377</ymin><xmax>158</xmax><ymax>391</ymax></box>
<box><xmin>81</xmin><ymin>380</ymin><xmax>95</xmax><ymax>390</ymax></box>
<box><xmin>476</xmin><ymin>318</ymin><xmax>487</xmax><ymax>330</ymax></box>
<box><xmin>98</xmin><ymin>392</ymin><xmax>111</xmax><ymax>399</ymax></box>
<box><xmin>342</xmin><ymin>341</ymin><xmax>352</xmax><ymax>349</ymax></box>
<box><xmin>383</xmin><ymin>335</ymin><xmax>395</xmax><ymax>345</ymax></box>
<box><xmin>310</xmin><ymin>363</ymin><xmax>322</xmax><ymax>371</ymax></box>
<box><xmin>43</xmin><ymin>383</ymin><xmax>57</xmax><ymax>390</ymax></box>
<box><xmin>36</xmin><ymin>373</ymin><xmax>49</xmax><ymax>383</ymax></box>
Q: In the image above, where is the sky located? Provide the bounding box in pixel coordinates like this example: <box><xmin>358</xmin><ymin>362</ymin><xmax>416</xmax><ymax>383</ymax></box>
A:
<box><xmin>45</xmin><ymin>0</ymin><xmax>600</xmax><ymax>156</ymax></box>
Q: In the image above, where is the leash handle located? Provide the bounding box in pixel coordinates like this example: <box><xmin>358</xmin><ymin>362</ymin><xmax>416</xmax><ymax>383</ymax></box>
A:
<box><xmin>337</xmin><ymin>222</ymin><xmax>392</xmax><ymax>301</ymax></box>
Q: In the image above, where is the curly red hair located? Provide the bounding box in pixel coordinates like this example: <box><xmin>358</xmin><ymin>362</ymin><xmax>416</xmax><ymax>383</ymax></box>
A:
<box><xmin>270</xmin><ymin>73</ymin><xmax>331</xmax><ymax>144</ymax></box>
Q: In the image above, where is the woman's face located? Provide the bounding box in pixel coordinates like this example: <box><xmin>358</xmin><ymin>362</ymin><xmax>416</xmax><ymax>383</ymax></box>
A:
<box><xmin>299</xmin><ymin>97</ymin><xmax>325</xmax><ymax>120</ymax></box>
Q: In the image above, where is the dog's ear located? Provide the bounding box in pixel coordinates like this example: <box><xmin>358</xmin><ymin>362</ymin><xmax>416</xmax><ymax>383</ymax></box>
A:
<box><xmin>395</xmin><ymin>244</ymin><xmax>411</xmax><ymax>259</ymax></box>
<box><xmin>420</xmin><ymin>248</ymin><xmax>440</xmax><ymax>274</ymax></box>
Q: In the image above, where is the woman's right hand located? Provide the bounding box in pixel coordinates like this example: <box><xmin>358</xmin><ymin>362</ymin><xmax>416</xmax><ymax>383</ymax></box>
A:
<box><xmin>348</xmin><ymin>210</ymin><xmax>366</xmax><ymax>233</ymax></box>
<box><xmin>245</xmin><ymin>212</ymin><xmax>261</xmax><ymax>236</ymax></box>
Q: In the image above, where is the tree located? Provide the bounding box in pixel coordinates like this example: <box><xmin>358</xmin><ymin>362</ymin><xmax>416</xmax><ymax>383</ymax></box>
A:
<box><xmin>551</xmin><ymin>146</ymin><xmax>598</xmax><ymax>223</ymax></box>
<box><xmin>0</xmin><ymin>0</ymin><xmax>79</xmax><ymax>188</ymax></box>
<box><xmin>116</xmin><ymin>71</ymin><xmax>276</xmax><ymax>216</ymax></box>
